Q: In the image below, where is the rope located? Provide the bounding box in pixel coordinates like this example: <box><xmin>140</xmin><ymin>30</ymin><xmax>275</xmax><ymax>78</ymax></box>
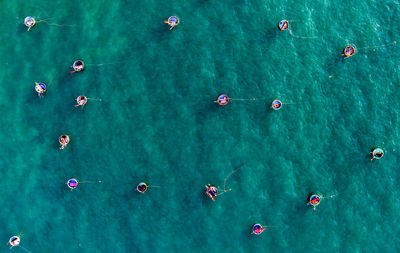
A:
<box><xmin>19</xmin><ymin>246</ymin><xmax>33</xmax><ymax>253</ymax></box>
<box><xmin>289</xmin><ymin>30</ymin><xmax>316</xmax><ymax>39</ymax></box>
<box><xmin>46</xmin><ymin>74</ymin><xmax>58</xmax><ymax>88</ymax></box>
<box><xmin>39</xmin><ymin>20</ymin><xmax>75</xmax><ymax>27</ymax></box>
<box><xmin>87</xmin><ymin>98</ymin><xmax>102</xmax><ymax>101</ymax></box>
<box><xmin>85</xmin><ymin>59</ymin><xmax>135</xmax><ymax>67</ymax></box>
<box><xmin>86</xmin><ymin>62</ymin><xmax>118</xmax><ymax>66</ymax></box>
<box><xmin>229</xmin><ymin>98</ymin><xmax>257</xmax><ymax>101</ymax></box>
<box><xmin>217</xmin><ymin>189</ymin><xmax>232</xmax><ymax>196</ymax></box>
<box><xmin>357</xmin><ymin>41</ymin><xmax>397</xmax><ymax>51</ymax></box>
<box><xmin>79</xmin><ymin>180</ymin><xmax>102</xmax><ymax>184</ymax></box>
<box><xmin>321</xmin><ymin>193</ymin><xmax>337</xmax><ymax>199</ymax></box>
<box><xmin>36</xmin><ymin>18</ymin><xmax>52</xmax><ymax>23</ymax></box>
<box><xmin>223</xmin><ymin>165</ymin><xmax>243</xmax><ymax>191</ymax></box>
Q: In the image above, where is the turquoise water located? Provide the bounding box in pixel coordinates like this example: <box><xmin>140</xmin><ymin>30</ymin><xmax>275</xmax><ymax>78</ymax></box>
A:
<box><xmin>1</xmin><ymin>0</ymin><xmax>400</xmax><ymax>252</ymax></box>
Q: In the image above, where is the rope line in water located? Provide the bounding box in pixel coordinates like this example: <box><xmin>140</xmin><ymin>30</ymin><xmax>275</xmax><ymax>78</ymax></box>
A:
<box><xmin>79</xmin><ymin>180</ymin><xmax>102</xmax><ymax>184</ymax></box>
<box><xmin>19</xmin><ymin>246</ymin><xmax>33</xmax><ymax>253</ymax></box>
<box><xmin>86</xmin><ymin>62</ymin><xmax>118</xmax><ymax>66</ymax></box>
<box><xmin>45</xmin><ymin>74</ymin><xmax>58</xmax><ymax>89</ymax></box>
<box><xmin>217</xmin><ymin>189</ymin><xmax>232</xmax><ymax>196</ymax></box>
<box><xmin>87</xmin><ymin>98</ymin><xmax>102</xmax><ymax>101</ymax></box>
<box><xmin>289</xmin><ymin>30</ymin><xmax>316</xmax><ymax>39</ymax></box>
<box><xmin>321</xmin><ymin>193</ymin><xmax>337</xmax><ymax>199</ymax></box>
<box><xmin>36</xmin><ymin>18</ymin><xmax>51</xmax><ymax>22</ymax></box>
<box><xmin>39</xmin><ymin>20</ymin><xmax>75</xmax><ymax>27</ymax></box>
<box><xmin>357</xmin><ymin>41</ymin><xmax>397</xmax><ymax>51</ymax></box>
<box><xmin>229</xmin><ymin>98</ymin><xmax>257</xmax><ymax>101</ymax></box>
<box><xmin>85</xmin><ymin>59</ymin><xmax>136</xmax><ymax>66</ymax></box>
<box><xmin>223</xmin><ymin>165</ymin><xmax>243</xmax><ymax>191</ymax></box>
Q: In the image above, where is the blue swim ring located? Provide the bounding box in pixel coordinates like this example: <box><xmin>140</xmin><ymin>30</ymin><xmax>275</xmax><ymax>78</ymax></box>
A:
<box><xmin>168</xmin><ymin>16</ymin><xmax>179</xmax><ymax>25</ymax></box>
<box><xmin>271</xmin><ymin>100</ymin><xmax>282</xmax><ymax>110</ymax></box>
<box><xmin>278</xmin><ymin>20</ymin><xmax>289</xmax><ymax>31</ymax></box>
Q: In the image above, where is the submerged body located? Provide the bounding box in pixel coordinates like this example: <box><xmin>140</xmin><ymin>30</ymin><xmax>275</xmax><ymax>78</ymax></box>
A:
<box><xmin>72</xmin><ymin>60</ymin><xmax>85</xmax><ymax>72</ymax></box>
<box><xmin>371</xmin><ymin>148</ymin><xmax>384</xmax><ymax>160</ymax></box>
<box><xmin>278</xmin><ymin>20</ymin><xmax>289</xmax><ymax>31</ymax></box>
<box><xmin>24</xmin><ymin>16</ymin><xmax>35</xmax><ymax>31</ymax></box>
<box><xmin>251</xmin><ymin>224</ymin><xmax>266</xmax><ymax>235</ymax></box>
<box><xmin>75</xmin><ymin>95</ymin><xmax>88</xmax><ymax>107</ymax></box>
<box><xmin>35</xmin><ymin>82</ymin><xmax>47</xmax><ymax>96</ymax></box>
<box><xmin>309</xmin><ymin>194</ymin><xmax>321</xmax><ymax>210</ymax></box>
<box><xmin>343</xmin><ymin>46</ymin><xmax>355</xmax><ymax>57</ymax></box>
<box><xmin>271</xmin><ymin>100</ymin><xmax>282</xmax><ymax>110</ymax></box>
<box><xmin>165</xmin><ymin>16</ymin><xmax>180</xmax><ymax>30</ymax></box>
<box><xmin>205</xmin><ymin>184</ymin><xmax>218</xmax><ymax>201</ymax></box>
<box><xmin>217</xmin><ymin>94</ymin><xmax>229</xmax><ymax>106</ymax></box>
<box><xmin>9</xmin><ymin>236</ymin><xmax>20</xmax><ymax>248</ymax></box>
<box><xmin>59</xmin><ymin>135</ymin><xmax>70</xmax><ymax>149</ymax></box>
<box><xmin>67</xmin><ymin>179</ymin><xmax>78</xmax><ymax>190</ymax></box>
<box><xmin>137</xmin><ymin>182</ymin><xmax>148</xmax><ymax>193</ymax></box>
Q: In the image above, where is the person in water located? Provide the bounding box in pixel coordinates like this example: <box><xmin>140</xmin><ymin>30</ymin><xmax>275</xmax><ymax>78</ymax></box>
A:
<box><xmin>209</xmin><ymin>187</ymin><xmax>217</xmax><ymax>197</ymax></box>
<box><xmin>209</xmin><ymin>189</ymin><xmax>214</xmax><ymax>197</ymax></box>
<box><xmin>220</xmin><ymin>97</ymin><xmax>229</xmax><ymax>104</ymax></box>
<box><xmin>309</xmin><ymin>196</ymin><xmax>320</xmax><ymax>210</ymax></box>
<box><xmin>35</xmin><ymin>82</ymin><xmax>46</xmax><ymax>96</ymax></box>
<box><xmin>311</xmin><ymin>196</ymin><xmax>320</xmax><ymax>204</ymax></box>
<box><xmin>137</xmin><ymin>183</ymin><xmax>147</xmax><ymax>193</ymax></box>
<box><xmin>75</xmin><ymin>96</ymin><xmax>87</xmax><ymax>107</ymax></box>
<box><xmin>255</xmin><ymin>226</ymin><xmax>264</xmax><ymax>234</ymax></box>
<box><xmin>59</xmin><ymin>135</ymin><xmax>69</xmax><ymax>149</ymax></box>
<box><xmin>344</xmin><ymin>47</ymin><xmax>354</xmax><ymax>57</ymax></box>
<box><xmin>168</xmin><ymin>18</ymin><xmax>179</xmax><ymax>30</ymax></box>
<box><xmin>370</xmin><ymin>149</ymin><xmax>383</xmax><ymax>160</ymax></box>
<box><xmin>10</xmin><ymin>236</ymin><xmax>20</xmax><ymax>247</ymax></box>
<box><xmin>76</xmin><ymin>64</ymin><xmax>83</xmax><ymax>71</ymax></box>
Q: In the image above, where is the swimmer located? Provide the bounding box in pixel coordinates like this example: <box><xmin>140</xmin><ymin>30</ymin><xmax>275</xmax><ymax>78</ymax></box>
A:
<box><xmin>24</xmin><ymin>16</ymin><xmax>36</xmax><ymax>31</ymax></box>
<box><xmin>75</xmin><ymin>95</ymin><xmax>87</xmax><ymax>107</ymax></box>
<box><xmin>72</xmin><ymin>60</ymin><xmax>85</xmax><ymax>73</ymax></box>
<box><xmin>279</xmin><ymin>20</ymin><xmax>289</xmax><ymax>31</ymax></box>
<box><xmin>9</xmin><ymin>236</ymin><xmax>20</xmax><ymax>247</ymax></box>
<box><xmin>59</xmin><ymin>135</ymin><xmax>70</xmax><ymax>149</ymax></box>
<box><xmin>165</xmin><ymin>17</ymin><xmax>179</xmax><ymax>30</ymax></box>
<box><xmin>35</xmin><ymin>82</ymin><xmax>46</xmax><ymax>96</ymax></box>
<box><xmin>137</xmin><ymin>183</ymin><xmax>148</xmax><ymax>193</ymax></box>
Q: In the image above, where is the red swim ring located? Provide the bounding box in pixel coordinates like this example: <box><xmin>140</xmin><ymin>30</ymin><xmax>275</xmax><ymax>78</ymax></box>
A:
<box><xmin>217</xmin><ymin>94</ymin><xmax>230</xmax><ymax>106</ymax></box>
<box><xmin>205</xmin><ymin>184</ymin><xmax>218</xmax><ymax>201</ymax></box>
<box><xmin>343</xmin><ymin>46</ymin><xmax>355</xmax><ymax>57</ymax></box>
<box><xmin>76</xmin><ymin>95</ymin><xmax>87</xmax><ymax>106</ymax></box>
<box><xmin>278</xmin><ymin>20</ymin><xmax>289</xmax><ymax>31</ymax></box>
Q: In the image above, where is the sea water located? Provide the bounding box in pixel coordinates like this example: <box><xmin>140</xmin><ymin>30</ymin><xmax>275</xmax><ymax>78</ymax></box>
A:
<box><xmin>1</xmin><ymin>0</ymin><xmax>400</xmax><ymax>252</ymax></box>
